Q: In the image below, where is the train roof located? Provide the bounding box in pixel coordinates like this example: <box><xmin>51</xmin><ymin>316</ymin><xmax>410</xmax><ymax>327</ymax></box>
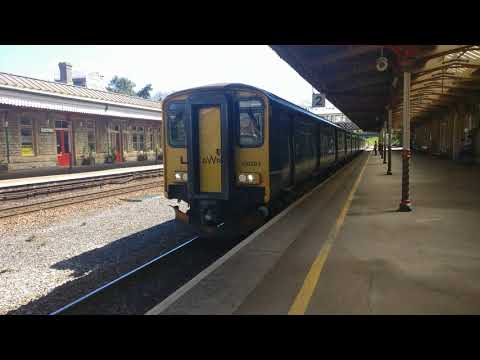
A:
<box><xmin>164</xmin><ymin>83</ymin><xmax>360</xmax><ymax>134</ymax></box>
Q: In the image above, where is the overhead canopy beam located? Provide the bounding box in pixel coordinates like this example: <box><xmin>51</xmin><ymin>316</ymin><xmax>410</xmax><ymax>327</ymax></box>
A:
<box><xmin>270</xmin><ymin>45</ymin><xmax>479</xmax><ymax>131</ymax></box>
<box><xmin>303</xmin><ymin>45</ymin><xmax>382</xmax><ymax>67</ymax></box>
<box><xmin>414</xmin><ymin>45</ymin><xmax>477</xmax><ymax>61</ymax></box>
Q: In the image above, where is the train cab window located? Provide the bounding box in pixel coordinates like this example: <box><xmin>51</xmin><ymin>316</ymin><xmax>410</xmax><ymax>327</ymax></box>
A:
<box><xmin>167</xmin><ymin>102</ymin><xmax>186</xmax><ymax>147</ymax></box>
<box><xmin>238</xmin><ymin>99</ymin><xmax>264</xmax><ymax>147</ymax></box>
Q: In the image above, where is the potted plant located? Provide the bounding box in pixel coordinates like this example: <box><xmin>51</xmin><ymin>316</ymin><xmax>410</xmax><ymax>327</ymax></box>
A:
<box><xmin>81</xmin><ymin>146</ymin><xmax>92</xmax><ymax>165</ymax></box>
<box><xmin>90</xmin><ymin>149</ymin><xmax>96</xmax><ymax>166</ymax></box>
<box><xmin>137</xmin><ymin>149</ymin><xmax>147</xmax><ymax>161</ymax></box>
<box><xmin>148</xmin><ymin>149</ymin><xmax>154</xmax><ymax>160</ymax></box>
<box><xmin>105</xmin><ymin>146</ymin><xmax>115</xmax><ymax>163</ymax></box>
<box><xmin>0</xmin><ymin>158</ymin><xmax>7</xmax><ymax>171</ymax></box>
<box><xmin>156</xmin><ymin>145</ymin><xmax>163</xmax><ymax>161</ymax></box>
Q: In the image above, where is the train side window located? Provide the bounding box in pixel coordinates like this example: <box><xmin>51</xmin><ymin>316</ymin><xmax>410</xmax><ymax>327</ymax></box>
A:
<box><xmin>167</xmin><ymin>102</ymin><xmax>186</xmax><ymax>147</ymax></box>
<box><xmin>238</xmin><ymin>99</ymin><xmax>264</xmax><ymax>147</ymax></box>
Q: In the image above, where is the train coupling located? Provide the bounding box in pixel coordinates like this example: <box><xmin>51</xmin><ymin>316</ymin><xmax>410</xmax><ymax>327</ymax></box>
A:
<box><xmin>171</xmin><ymin>205</ymin><xmax>190</xmax><ymax>224</ymax></box>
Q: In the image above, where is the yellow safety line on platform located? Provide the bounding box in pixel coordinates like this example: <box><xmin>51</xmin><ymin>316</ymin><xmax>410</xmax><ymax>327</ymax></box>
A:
<box><xmin>288</xmin><ymin>152</ymin><xmax>371</xmax><ymax>315</ymax></box>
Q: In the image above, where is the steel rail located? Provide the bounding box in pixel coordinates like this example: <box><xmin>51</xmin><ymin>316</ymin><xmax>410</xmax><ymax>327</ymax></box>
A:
<box><xmin>49</xmin><ymin>235</ymin><xmax>201</xmax><ymax>315</ymax></box>
<box><xmin>0</xmin><ymin>180</ymin><xmax>163</xmax><ymax>219</ymax></box>
<box><xmin>0</xmin><ymin>169</ymin><xmax>163</xmax><ymax>200</ymax></box>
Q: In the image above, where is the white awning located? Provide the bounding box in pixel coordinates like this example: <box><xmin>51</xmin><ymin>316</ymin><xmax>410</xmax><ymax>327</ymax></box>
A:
<box><xmin>0</xmin><ymin>88</ymin><xmax>162</xmax><ymax>121</ymax></box>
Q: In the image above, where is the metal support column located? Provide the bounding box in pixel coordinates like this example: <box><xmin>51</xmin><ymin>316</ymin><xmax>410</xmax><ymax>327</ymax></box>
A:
<box><xmin>383</xmin><ymin>121</ymin><xmax>387</xmax><ymax>164</ymax></box>
<box><xmin>387</xmin><ymin>108</ymin><xmax>392</xmax><ymax>175</ymax></box>
<box><xmin>380</xmin><ymin>128</ymin><xmax>384</xmax><ymax>159</ymax></box>
<box><xmin>399</xmin><ymin>71</ymin><xmax>412</xmax><ymax>212</ymax></box>
<box><xmin>2</xmin><ymin>111</ymin><xmax>10</xmax><ymax>164</ymax></box>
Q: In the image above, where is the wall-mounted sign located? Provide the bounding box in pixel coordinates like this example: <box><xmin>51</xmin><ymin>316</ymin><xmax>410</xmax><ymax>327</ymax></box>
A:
<box><xmin>40</xmin><ymin>128</ymin><xmax>54</xmax><ymax>133</ymax></box>
<box><xmin>312</xmin><ymin>92</ymin><xmax>326</xmax><ymax>108</ymax></box>
<box><xmin>21</xmin><ymin>145</ymin><xmax>34</xmax><ymax>156</ymax></box>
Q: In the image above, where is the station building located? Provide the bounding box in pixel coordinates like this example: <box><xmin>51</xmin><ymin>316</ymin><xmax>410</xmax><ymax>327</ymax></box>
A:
<box><xmin>412</xmin><ymin>103</ymin><xmax>480</xmax><ymax>159</ymax></box>
<box><xmin>0</xmin><ymin>63</ymin><xmax>162</xmax><ymax>171</ymax></box>
<box><xmin>320</xmin><ymin>112</ymin><xmax>363</xmax><ymax>132</ymax></box>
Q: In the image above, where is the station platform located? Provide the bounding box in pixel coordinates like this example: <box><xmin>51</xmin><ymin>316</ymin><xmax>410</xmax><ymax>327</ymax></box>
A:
<box><xmin>147</xmin><ymin>150</ymin><xmax>480</xmax><ymax>315</ymax></box>
<box><xmin>0</xmin><ymin>163</ymin><xmax>163</xmax><ymax>189</ymax></box>
<box><xmin>0</xmin><ymin>160</ymin><xmax>162</xmax><ymax>181</ymax></box>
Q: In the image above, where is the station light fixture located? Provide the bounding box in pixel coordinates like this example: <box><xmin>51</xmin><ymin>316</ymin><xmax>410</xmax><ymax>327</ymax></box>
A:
<box><xmin>238</xmin><ymin>172</ymin><xmax>261</xmax><ymax>185</ymax></box>
<box><xmin>174</xmin><ymin>171</ymin><xmax>188</xmax><ymax>182</ymax></box>
<box><xmin>376</xmin><ymin>47</ymin><xmax>389</xmax><ymax>72</ymax></box>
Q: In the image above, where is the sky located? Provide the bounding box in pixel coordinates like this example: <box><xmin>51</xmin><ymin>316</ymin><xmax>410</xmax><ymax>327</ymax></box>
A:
<box><xmin>0</xmin><ymin>45</ymin><xmax>339</xmax><ymax>113</ymax></box>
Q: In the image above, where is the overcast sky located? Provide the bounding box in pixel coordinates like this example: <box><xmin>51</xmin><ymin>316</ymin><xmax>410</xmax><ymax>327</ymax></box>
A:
<box><xmin>0</xmin><ymin>45</ymin><xmax>339</xmax><ymax>113</ymax></box>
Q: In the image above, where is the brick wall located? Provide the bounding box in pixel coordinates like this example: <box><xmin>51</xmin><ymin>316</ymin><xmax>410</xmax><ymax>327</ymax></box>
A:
<box><xmin>1</xmin><ymin>107</ymin><xmax>162</xmax><ymax>170</ymax></box>
<box><xmin>0</xmin><ymin>110</ymin><xmax>57</xmax><ymax>170</ymax></box>
<box><xmin>414</xmin><ymin>103</ymin><xmax>480</xmax><ymax>161</ymax></box>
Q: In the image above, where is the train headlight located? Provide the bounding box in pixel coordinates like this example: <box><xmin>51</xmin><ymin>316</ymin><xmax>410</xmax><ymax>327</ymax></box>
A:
<box><xmin>175</xmin><ymin>171</ymin><xmax>188</xmax><ymax>182</ymax></box>
<box><xmin>238</xmin><ymin>173</ymin><xmax>261</xmax><ymax>185</ymax></box>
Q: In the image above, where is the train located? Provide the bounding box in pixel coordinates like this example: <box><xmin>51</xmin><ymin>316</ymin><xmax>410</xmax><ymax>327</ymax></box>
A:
<box><xmin>162</xmin><ymin>83</ymin><xmax>365</xmax><ymax>229</ymax></box>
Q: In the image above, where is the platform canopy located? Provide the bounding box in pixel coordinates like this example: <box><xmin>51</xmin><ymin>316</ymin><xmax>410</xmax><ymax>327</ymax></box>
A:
<box><xmin>270</xmin><ymin>45</ymin><xmax>480</xmax><ymax>131</ymax></box>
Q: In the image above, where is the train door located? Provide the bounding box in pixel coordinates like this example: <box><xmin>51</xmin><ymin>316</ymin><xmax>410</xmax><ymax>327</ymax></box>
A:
<box><xmin>55</xmin><ymin>120</ymin><xmax>70</xmax><ymax>167</ymax></box>
<box><xmin>316</xmin><ymin>123</ymin><xmax>321</xmax><ymax>170</ymax></box>
<box><xmin>110</xmin><ymin>125</ymin><xmax>123</xmax><ymax>162</ymax></box>
<box><xmin>198</xmin><ymin>106</ymin><xmax>222</xmax><ymax>193</ymax></box>
<box><xmin>186</xmin><ymin>94</ymin><xmax>230</xmax><ymax>200</ymax></box>
<box><xmin>288</xmin><ymin>113</ymin><xmax>296</xmax><ymax>186</ymax></box>
<box><xmin>333</xmin><ymin>129</ymin><xmax>340</xmax><ymax>162</ymax></box>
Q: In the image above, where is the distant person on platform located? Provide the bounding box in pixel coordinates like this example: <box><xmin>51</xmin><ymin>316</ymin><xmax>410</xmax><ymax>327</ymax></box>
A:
<box><xmin>373</xmin><ymin>141</ymin><xmax>378</xmax><ymax>155</ymax></box>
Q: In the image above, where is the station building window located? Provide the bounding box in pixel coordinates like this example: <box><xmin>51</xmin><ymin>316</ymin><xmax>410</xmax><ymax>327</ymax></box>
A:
<box><xmin>19</xmin><ymin>115</ymin><xmax>35</xmax><ymax>156</ymax></box>
<box><xmin>132</xmin><ymin>126</ymin><xmax>145</xmax><ymax>151</ymax></box>
<box><xmin>149</xmin><ymin>128</ymin><xmax>154</xmax><ymax>151</ymax></box>
<box><xmin>85</xmin><ymin>120</ymin><xmax>96</xmax><ymax>152</ymax></box>
<box><xmin>123</xmin><ymin>132</ymin><xmax>129</xmax><ymax>152</ymax></box>
<box><xmin>55</xmin><ymin>119</ymin><xmax>69</xmax><ymax>129</ymax></box>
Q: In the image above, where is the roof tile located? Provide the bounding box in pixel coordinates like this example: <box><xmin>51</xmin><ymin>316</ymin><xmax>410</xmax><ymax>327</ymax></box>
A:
<box><xmin>0</xmin><ymin>71</ymin><xmax>162</xmax><ymax>111</ymax></box>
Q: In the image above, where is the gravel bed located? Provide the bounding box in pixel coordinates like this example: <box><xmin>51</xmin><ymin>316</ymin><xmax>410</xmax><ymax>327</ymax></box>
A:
<box><xmin>0</xmin><ymin>185</ymin><xmax>194</xmax><ymax>315</ymax></box>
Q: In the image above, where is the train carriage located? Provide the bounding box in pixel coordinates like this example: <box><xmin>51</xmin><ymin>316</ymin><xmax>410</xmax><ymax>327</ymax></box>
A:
<box><xmin>162</xmin><ymin>83</ymin><xmax>363</xmax><ymax>229</ymax></box>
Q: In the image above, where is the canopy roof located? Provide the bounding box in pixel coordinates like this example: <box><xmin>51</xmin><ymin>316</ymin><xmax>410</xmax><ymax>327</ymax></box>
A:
<box><xmin>270</xmin><ymin>45</ymin><xmax>480</xmax><ymax>131</ymax></box>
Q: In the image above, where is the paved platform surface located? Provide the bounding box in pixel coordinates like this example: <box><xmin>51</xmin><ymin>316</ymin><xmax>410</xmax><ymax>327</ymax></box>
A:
<box><xmin>147</xmin><ymin>151</ymin><xmax>480</xmax><ymax>315</ymax></box>
<box><xmin>0</xmin><ymin>164</ymin><xmax>163</xmax><ymax>189</ymax></box>
<box><xmin>0</xmin><ymin>160</ymin><xmax>162</xmax><ymax>180</ymax></box>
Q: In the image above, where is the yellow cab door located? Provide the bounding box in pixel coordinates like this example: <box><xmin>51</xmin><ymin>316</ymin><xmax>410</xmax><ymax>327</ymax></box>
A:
<box><xmin>198</xmin><ymin>106</ymin><xmax>222</xmax><ymax>193</ymax></box>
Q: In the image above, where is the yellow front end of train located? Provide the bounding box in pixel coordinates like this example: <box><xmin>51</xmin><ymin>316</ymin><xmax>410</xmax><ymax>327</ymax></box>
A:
<box><xmin>162</xmin><ymin>85</ymin><xmax>270</xmax><ymax>227</ymax></box>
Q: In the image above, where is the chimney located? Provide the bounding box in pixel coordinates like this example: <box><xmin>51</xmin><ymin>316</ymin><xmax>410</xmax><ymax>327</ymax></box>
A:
<box><xmin>58</xmin><ymin>62</ymin><xmax>72</xmax><ymax>84</ymax></box>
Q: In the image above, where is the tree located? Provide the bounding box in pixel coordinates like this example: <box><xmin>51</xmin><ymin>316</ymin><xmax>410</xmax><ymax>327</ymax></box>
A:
<box><xmin>152</xmin><ymin>90</ymin><xmax>174</xmax><ymax>101</ymax></box>
<box><xmin>137</xmin><ymin>84</ymin><xmax>153</xmax><ymax>99</ymax></box>
<box><xmin>107</xmin><ymin>76</ymin><xmax>136</xmax><ymax>96</ymax></box>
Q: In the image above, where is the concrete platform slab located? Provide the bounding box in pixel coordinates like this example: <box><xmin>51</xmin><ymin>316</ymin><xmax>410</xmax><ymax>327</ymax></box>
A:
<box><xmin>147</xmin><ymin>151</ymin><xmax>480</xmax><ymax>315</ymax></box>
<box><xmin>0</xmin><ymin>164</ymin><xmax>163</xmax><ymax>189</ymax></box>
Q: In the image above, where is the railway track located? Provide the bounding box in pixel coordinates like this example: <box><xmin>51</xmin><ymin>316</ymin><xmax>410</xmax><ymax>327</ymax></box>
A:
<box><xmin>44</xmin><ymin>156</ymin><xmax>363</xmax><ymax>315</ymax></box>
<box><xmin>0</xmin><ymin>180</ymin><xmax>163</xmax><ymax>219</ymax></box>
<box><xmin>47</xmin><ymin>214</ymin><xmax>273</xmax><ymax>315</ymax></box>
<box><xmin>50</xmin><ymin>235</ymin><xmax>201</xmax><ymax>315</ymax></box>
<box><xmin>49</xmin><ymin>231</ymin><xmax>252</xmax><ymax>315</ymax></box>
<box><xmin>0</xmin><ymin>168</ymin><xmax>163</xmax><ymax>201</ymax></box>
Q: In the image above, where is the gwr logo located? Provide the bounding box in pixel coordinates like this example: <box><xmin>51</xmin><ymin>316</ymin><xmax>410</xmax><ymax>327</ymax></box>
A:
<box><xmin>202</xmin><ymin>154</ymin><xmax>222</xmax><ymax>165</ymax></box>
